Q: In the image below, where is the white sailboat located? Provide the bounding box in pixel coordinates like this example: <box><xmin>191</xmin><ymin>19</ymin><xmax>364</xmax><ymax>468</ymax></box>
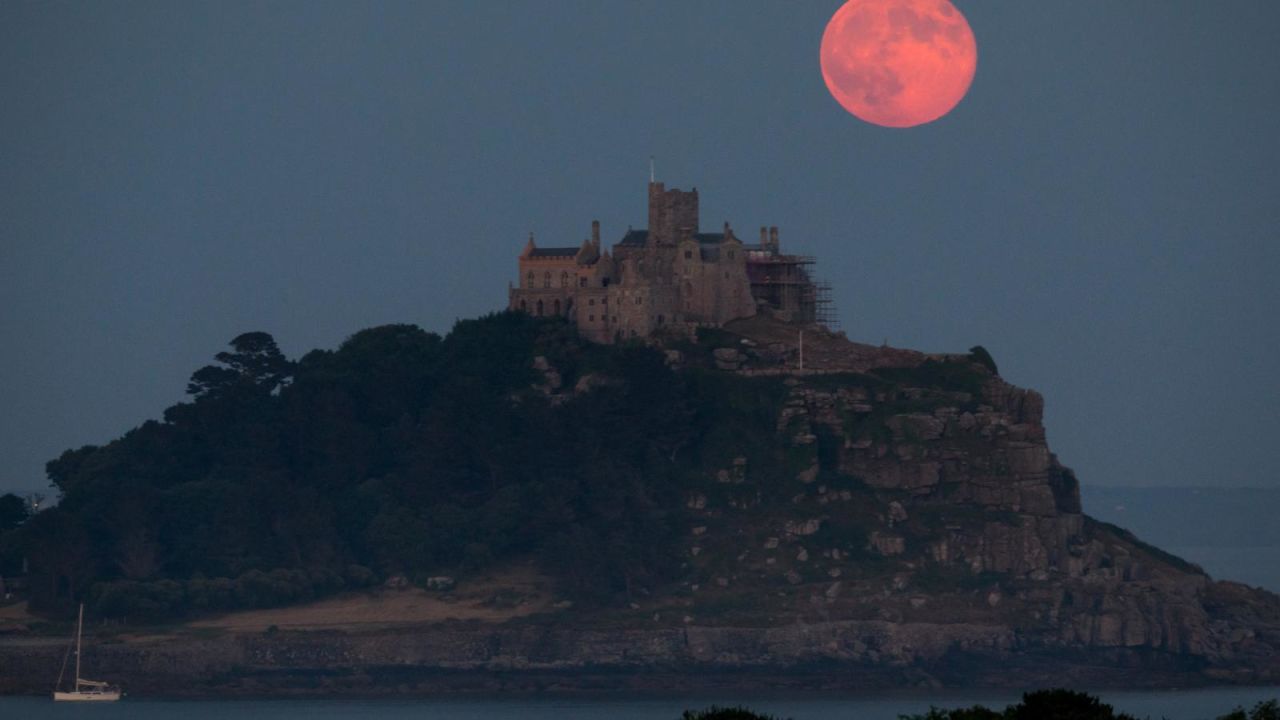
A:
<box><xmin>53</xmin><ymin>603</ymin><xmax>121</xmax><ymax>702</ymax></box>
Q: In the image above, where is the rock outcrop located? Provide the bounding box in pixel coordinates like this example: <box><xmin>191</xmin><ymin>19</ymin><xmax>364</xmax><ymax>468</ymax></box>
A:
<box><xmin>3</xmin><ymin>318</ymin><xmax>1277</xmax><ymax>695</ymax></box>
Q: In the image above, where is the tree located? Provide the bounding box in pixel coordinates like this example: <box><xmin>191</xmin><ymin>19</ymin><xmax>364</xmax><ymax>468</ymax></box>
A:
<box><xmin>968</xmin><ymin>345</ymin><xmax>999</xmax><ymax>375</ymax></box>
<box><xmin>1219</xmin><ymin>700</ymin><xmax>1280</xmax><ymax>720</ymax></box>
<box><xmin>187</xmin><ymin>331</ymin><xmax>293</xmax><ymax>399</ymax></box>
<box><xmin>0</xmin><ymin>493</ymin><xmax>28</xmax><ymax>532</ymax></box>
<box><xmin>682</xmin><ymin>707</ymin><xmax>788</xmax><ymax>720</ymax></box>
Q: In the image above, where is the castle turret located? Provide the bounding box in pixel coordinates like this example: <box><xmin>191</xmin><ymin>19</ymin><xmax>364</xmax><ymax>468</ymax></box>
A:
<box><xmin>647</xmin><ymin>181</ymin><xmax>699</xmax><ymax>247</ymax></box>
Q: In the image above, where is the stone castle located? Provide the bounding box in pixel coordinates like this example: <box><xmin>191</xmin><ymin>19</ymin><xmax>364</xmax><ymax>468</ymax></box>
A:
<box><xmin>508</xmin><ymin>180</ymin><xmax>832</xmax><ymax>343</ymax></box>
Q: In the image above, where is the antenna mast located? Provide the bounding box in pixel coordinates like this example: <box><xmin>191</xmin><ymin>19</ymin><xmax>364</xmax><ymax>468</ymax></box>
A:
<box><xmin>74</xmin><ymin>603</ymin><xmax>83</xmax><ymax>686</ymax></box>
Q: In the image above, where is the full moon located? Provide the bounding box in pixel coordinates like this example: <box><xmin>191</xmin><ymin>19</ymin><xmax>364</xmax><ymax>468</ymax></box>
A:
<box><xmin>820</xmin><ymin>0</ymin><xmax>977</xmax><ymax>128</ymax></box>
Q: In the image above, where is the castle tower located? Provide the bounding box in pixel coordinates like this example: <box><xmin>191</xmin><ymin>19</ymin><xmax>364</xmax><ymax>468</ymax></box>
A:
<box><xmin>647</xmin><ymin>182</ymin><xmax>699</xmax><ymax>248</ymax></box>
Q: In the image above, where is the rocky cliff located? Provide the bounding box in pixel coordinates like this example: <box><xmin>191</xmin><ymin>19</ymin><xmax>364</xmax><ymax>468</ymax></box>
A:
<box><xmin>3</xmin><ymin>317</ymin><xmax>1277</xmax><ymax>695</ymax></box>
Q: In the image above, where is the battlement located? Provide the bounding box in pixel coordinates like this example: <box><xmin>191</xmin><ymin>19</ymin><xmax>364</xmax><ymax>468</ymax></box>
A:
<box><xmin>509</xmin><ymin>180</ymin><xmax>834</xmax><ymax>342</ymax></box>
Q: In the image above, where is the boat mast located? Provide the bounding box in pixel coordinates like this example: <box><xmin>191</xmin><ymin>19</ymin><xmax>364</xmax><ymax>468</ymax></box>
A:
<box><xmin>74</xmin><ymin>603</ymin><xmax>83</xmax><ymax>686</ymax></box>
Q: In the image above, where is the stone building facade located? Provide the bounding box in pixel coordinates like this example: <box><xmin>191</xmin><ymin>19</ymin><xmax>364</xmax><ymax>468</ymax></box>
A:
<box><xmin>508</xmin><ymin>180</ymin><xmax>827</xmax><ymax>343</ymax></box>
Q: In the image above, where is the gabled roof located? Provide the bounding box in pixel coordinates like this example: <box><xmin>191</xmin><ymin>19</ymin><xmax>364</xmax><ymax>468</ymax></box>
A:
<box><xmin>617</xmin><ymin>229</ymin><xmax>730</xmax><ymax>247</ymax></box>
<box><xmin>528</xmin><ymin>247</ymin><xmax>581</xmax><ymax>258</ymax></box>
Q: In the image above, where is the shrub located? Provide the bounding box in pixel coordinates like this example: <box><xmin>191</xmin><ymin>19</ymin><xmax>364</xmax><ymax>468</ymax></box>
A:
<box><xmin>682</xmin><ymin>707</ymin><xmax>788</xmax><ymax>720</ymax></box>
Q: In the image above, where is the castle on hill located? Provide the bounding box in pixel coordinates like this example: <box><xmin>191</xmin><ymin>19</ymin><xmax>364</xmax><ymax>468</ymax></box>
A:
<box><xmin>508</xmin><ymin>180</ymin><xmax>832</xmax><ymax>343</ymax></box>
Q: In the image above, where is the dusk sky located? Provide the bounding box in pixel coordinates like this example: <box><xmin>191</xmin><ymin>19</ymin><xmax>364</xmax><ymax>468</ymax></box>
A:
<box><xmin>2</xmin><ymin>1</ymin><xmax>1277</xmax><ymax>498</ymax></box>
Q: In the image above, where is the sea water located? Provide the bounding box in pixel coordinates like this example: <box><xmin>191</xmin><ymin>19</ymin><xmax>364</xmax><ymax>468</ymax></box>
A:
<box><xmin>3</xmin><ymin>687</ymin><xmax>1279</xmax><ymax>720</ymax></box>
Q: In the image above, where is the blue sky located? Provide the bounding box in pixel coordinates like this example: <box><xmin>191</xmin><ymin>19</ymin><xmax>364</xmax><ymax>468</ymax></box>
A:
<box><xmin>2</xmin><ymin>1</ymin><xmax>1277</xmax><ymax>495</ymax></box>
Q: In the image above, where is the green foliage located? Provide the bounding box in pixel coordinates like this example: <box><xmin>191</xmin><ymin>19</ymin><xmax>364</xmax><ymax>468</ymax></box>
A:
<box><xmin>1218</xmin><ymin>700</ymin><xmax>1280</xmax><ymax>720</ymax></box>
<box><xmin>900</xmin><ymin>689</ymin><xmax>1139</xmax><ymax>720</ymax></box>
<box><xmin>1085</xmin><ymin>517</ymin><xmax>1202</xmax><ymax>575</ymax></box>
<box><xmin>3</xmin><ymin>312</ymin><xmax>720</xmax><ymax>618</ymax></box>
<box><xmin>682</xmin><ymin>707</ymin><xmax>788</xmax><ymax>720</ymax></box>
<box><xmin>0</xmin><ymin>493</ymin><xmax>28</xmax><ymax>532</ymax></box>
<box><xmin>968</xmin><ymin>345</ymin><xmax>999</xmax><ymax>375</ymax></box>
<box><xmin>873</xmin><ymin>358</ymin><xmax>988</xmax><ymax>397</ymax></box>
<box><xmin>903</xmin><ymin>706</ymin><xmax>1002</xmax><ymax>720</ymax></box>
<box><xmin>186</xmin><ymin>331</ymin><xmax>293</xmax><ymax>399</ymax></box>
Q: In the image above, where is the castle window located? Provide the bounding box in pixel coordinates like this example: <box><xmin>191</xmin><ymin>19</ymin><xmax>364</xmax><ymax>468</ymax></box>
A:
<box><xmin>560</xmin><ymin>271</ymin><xmax>569</xmax><ymax>288</ymax></box>
<box><xmin>635</xmin><ymin>296</ymin><xmax>642</xmax><ymax>305</ymax></box>
<box><xmin>684</xmin><ymin>250</ymin><xmax>692</xmax><ymax>259</ymax></box>
<box><xmin>602</xmin><ymin>278</ymin><xmax>610</xmax><ymax>288</ymax></box>
<box><xmin>536</xmin><ymin>300</ymin><xmax>544</xmax><ymax>316</ymax></box>
<box><xmin>554</xmin><ymin>299</ymin><xmax>561</xmax><ymax>315</ymax></box>
<box><xmin>588</xmin><ymin>298</ymin><xmax>595</xmax><ymax>306</ymax></box>
<box><xmin>543</xmin><ymin>272</ymin><xmax>551</xmax><ymax>288</ymax></box>
<box><xmin>526</xmin><ymin>272</ymin><xmax>534</xmax><ymax>287</ymax></box>
<box><xmin>589</xmin><ymin>315</ymin><xmax>595</xmax><ymax>322</ymax></box>
<box><xmin>602</xmin><ymin>297</ymin><xmax>608</xmax><ymax>305</ymax></box>
<box><xmin>657</xmin><ymin>314</ymin><xmax>664</xmax><ymax>325</ymax></box>
<box><xmin>519</xmin><ymin>300</ymin><xmax>527</xmax><ymax>312</ymax></box>
<box><xmin>579</xmin><ymin>276</ymin><xmax>587</xmax><ymax>288</ymax></box>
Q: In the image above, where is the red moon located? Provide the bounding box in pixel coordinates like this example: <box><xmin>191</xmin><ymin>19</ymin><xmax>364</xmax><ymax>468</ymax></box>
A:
<box><xmin>820</xmin><ymin>0</ymin><xmax>977</xmax><ymax>128</ymax></box>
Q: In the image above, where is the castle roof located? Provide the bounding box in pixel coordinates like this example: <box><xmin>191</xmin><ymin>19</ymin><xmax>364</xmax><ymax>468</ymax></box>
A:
<box><xmin>617</xmin><ymin>229</ymin><xmax>730</xmax><ymax>247</ymax></box>
<box><xmin>527</xmin><ymin>247</ymin><xmax>581</xmax><ymax>258</ymax></box>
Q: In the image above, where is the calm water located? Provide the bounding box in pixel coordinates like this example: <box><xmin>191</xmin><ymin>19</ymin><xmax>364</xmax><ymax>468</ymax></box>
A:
<box><xmin>4</xmin><ymin>688</ymin><xmax>1279</xmax><ymax>720</ymax></box>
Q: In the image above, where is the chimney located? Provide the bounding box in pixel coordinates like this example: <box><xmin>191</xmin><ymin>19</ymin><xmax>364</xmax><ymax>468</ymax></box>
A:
<box><xmin>769</xmin><ymin>226</ymin><xmax>779</xmax><ymax>251</ymax></box>
<box><xmin>591</xmin><ymin>220</ymin><xmax>600</xmax><ymax>249</ymax></box>
<box><xmin>760</xmin><ymin>227</ymin><xmax>768</xmax><ymax>246</ymax></box>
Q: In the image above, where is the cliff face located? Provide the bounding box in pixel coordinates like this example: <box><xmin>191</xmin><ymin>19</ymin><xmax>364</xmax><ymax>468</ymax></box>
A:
<box><xmin>664</xmin><ymin>319</ymin><xmax>1280</xmax><ymax>684</ymax></box>
<box><xmin>3</xmin><ymin>318</ymin><xmax>1278</xmax><ymax>695</ymax></box>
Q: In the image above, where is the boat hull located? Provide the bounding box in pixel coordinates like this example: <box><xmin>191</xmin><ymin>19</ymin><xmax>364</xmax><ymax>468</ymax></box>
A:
<box><xmin>53</xmin><ymin>690</ymin><xmax>121</xmax><ymax>702</ymax></box>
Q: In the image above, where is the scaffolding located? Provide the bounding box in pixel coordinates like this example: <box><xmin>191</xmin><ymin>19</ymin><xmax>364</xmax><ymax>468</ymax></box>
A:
<box><xmin>746</xmin><ymin>253</ymin><xmax>837</xmax><ymax>329</ymax></box>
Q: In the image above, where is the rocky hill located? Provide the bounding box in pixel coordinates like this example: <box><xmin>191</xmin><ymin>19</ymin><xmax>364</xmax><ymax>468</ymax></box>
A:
<box><xmin>2</xmin><ymin>314</ymin><xmax>1277</xmax><ymax>695</ymax></box>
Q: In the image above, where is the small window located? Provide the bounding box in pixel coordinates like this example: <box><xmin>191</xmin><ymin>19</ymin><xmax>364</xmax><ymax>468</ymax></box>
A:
<box><xmin>579</xmin><ymin>277</ymin><xmax>587</xmax><ymax>288</ymax></box>
<box><xmin>588</xmin><ymin>298</ymin><xmax>595</xmax><ymax>306</ymax></box>
<box><xmin>635</xmin><ymin>296</ymin><xmax>643</xmax><ymax>305</ymax></box>
<box><xmin>589</xmin><ymin>315</ymin><xmax>595</xmax><ymax>322</ymax></box>
<box><xmin>684</xmin><ymin>250</ymin><xmax>692</xmax><ymax>259</ymax></box>
<box><xmin>602</xmin><ymin>297</ymin><xmax>608</xmax><ymax>305</ymax></box>
<box><xmin>543</xmin><ymin>272</ymin><xmax>551</xmax><ymax>288</ymax></box>
<box><xmin>657</xmin><ymin>314</ymin><xmax>664</xmax><ymax>325</ymax></box>
<box><xmin>560</xmin><ymin>271</ymin><xmax>569</xmax><ymax>288</ymax></box>
<box><xmin>602</xmin><ymin>278</ymin><xmax>610</xmax><ymax>287</ymax></box>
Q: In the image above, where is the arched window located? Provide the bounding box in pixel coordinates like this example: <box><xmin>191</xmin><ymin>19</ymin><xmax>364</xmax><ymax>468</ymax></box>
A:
<box><xmin>579</xmin><ymin>276</ymin><xmax>587</xmax><ymax>288</ymax></box>
<box><xmin>526</xmin><ymin>272</ymin><xmax>534</xmax><ymax>287</ymax></box>
<box><xmin>560</xmin><ymin>271</ymin><xmax>569</xmax><ymax>288</ymax></box>
<box><xmin>657</xmin><ymin>314</ymin><xmax>664</xmax><ymax>325</ymax></box>
<box><xmin>543</xmin><ymin>272</ymin><xmax>551</xmax><ymax>288</ymax></box>
<box><xmin>553</xmin><ymin>299</ymin><xmax>561</xmax><ymax>315</ymax></box>
<box><xmin>519</xmin><ymin>300</ymin><xmax>527</xmax><ymax>313</ymax></box>
<box><xmin>535</xmin><ymin>300</ymin><xmax>544</xmax><ymax>316</ymax></box>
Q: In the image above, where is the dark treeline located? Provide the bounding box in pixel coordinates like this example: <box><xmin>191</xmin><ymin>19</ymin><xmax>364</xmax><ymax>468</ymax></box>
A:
<box><xmin>681</xmin><ymin>691</ymin><xmax>1280</xmax><ymax>720</ymax></box>
<box><xmin>3</xmin><ymin>312</ymin><xmax>749</xmax><ymax>619</ymax></box>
